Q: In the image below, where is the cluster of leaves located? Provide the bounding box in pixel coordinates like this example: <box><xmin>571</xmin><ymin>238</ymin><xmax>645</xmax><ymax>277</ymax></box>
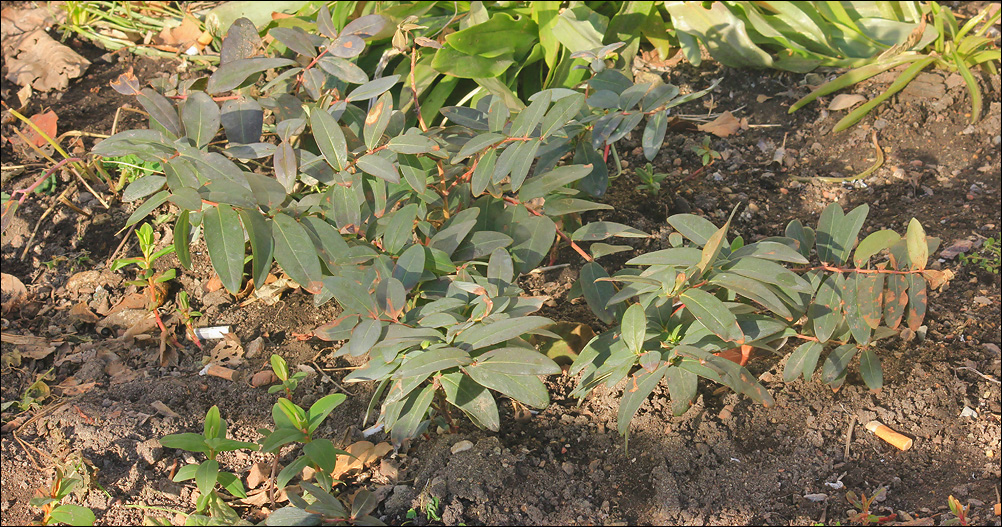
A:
<box><xmin>959</xmin><ymin>233</ymin><xmax>1000</xmax><ymax>275</ymax></box>
<box><xmin>29</xmin><ymin>465</ymin><xmax>95</xmax><ymax>526</ymax></box>
<box><xmin>110</xmin><ymin>222</ymin><xmax>176</xmax><ymax>309</ymax></box>
<box><xmin>93</xmin><ymin>6</ymin><xmax>711</xmax><ymax>446</ymax></box>
<box><xmin>567</xmin><ymin>203</ymin><xmax>948</xmax><ymax>440</ymax></box>
<box><xmin>634</xmin><ymin>162</ymin><xmax>670</xmax><ymax>196</ymax></box>
<box><xmin>158</xmin><ymin>363</ymin><xmax>381</xmax><ymax>526</ymax></box>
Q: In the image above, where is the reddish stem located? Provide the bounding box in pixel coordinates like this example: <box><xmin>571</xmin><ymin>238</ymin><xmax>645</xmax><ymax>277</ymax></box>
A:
<box><xmin>13</xmin><ymin>157</ymin><xmax>83</xmax><ymax>205</ymax></box>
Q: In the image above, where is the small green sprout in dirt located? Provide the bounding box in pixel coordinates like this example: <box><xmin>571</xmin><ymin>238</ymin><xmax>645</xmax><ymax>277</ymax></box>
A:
<box><xmin>100</xmin><ymin>153</ymin><xmax>162</xmax><ymax>192</ymax></box>
<box><xmin>257</xmin><ymin>393</ymin><xmax>349</xmax><ymax>492</ymax></box>
<box><xmin>269</xmin><ymin>485</ymin><xmax>384</xmax><ymax>526</ymax></box>
<box><xmin>175</xmin><ymin>291</ymin><xmax>202</xmax><ymax>348</ymax></box>
<box><xmin>405</xmin><ymin>495</ymin><xmax>442</xmax><ymax>524</ymax></box>
<box><xmin>29</xmin><ymin>466</ymin><xmax>95</xmax><ymax>526</ymax></box>
<box><xmin>691</xmin><ymin>136</ymin><xmax>721</xmax><ymax>167</ymax></box>
<box><xmin>634</xmin><ymin>163</ymin><xmax>669</xmax><ymax>196</ymax></box>
<box><xmin>111</xmin><ymin>222</ymin><xmax>175</xmax><ymax>310</ymax></box>
<box><xmin>2</xmin><ymin>369</ymin><xmax>54</xmax><ymax>414</ymax></box>
<box><xmin>159</xmin><ymin>405</ymin><xmax>259</xmax><ymax>524</ymax></box>
<box><xmin>945</xmin><ymin>495</ymin><xmax>971</xmax><ymax>526</ymax></box>
<box><xmin>268</xmin><ymin>354</ymin><xmax>309</xmax><ymax>399</ymax></box>
<box><xmin>959</xmin><ymin>234</ymin><xmax>1000</xmax><ymax>275</ymax></box>
<box><xmin>846</xmin><ymin>486</ymin><xmax>896</xmax><ymax>525</ymax></box>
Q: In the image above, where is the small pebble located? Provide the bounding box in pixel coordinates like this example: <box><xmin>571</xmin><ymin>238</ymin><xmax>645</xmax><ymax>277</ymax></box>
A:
<box><xmin>450</xmin><ymin>440</ymin><xmax>474</xmax><ymax>454</ymax></box>
<box><xmin>747</xmin><ymin>202</ymin><xmax>760</xmax><ymax>213</ymax></box>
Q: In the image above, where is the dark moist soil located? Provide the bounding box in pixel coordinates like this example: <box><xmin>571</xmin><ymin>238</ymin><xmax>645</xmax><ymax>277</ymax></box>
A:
<box><xmin>2</xmin><ymin>37</ymin><xmax>1001</xmax><ymax>527</ymax></box>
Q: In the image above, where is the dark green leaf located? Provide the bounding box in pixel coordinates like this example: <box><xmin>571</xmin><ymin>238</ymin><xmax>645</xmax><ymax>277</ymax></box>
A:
<box><xmin>311</xmin><ymin>108</ymin><xmax>347</xmax><ymax>171</ymax></box>
<box><xmin>464</xmin><ymin>367</ymin><xmax>549</xmax><ymax>408</ymax></box>
<box><xmin>470</xmin><ymin>148</ymin><xmax>496</xmax><ymax>196</ymax></box>
<box><xmin>508</xmin><ymin>139</ymin><xmax>540</xmax><ymax>191</ymax></box>
<box><xmin>393</xmin><ymin>244</ymin><xmax>425</xmax><ymax>291</ymax></box>
<box><xmin>709</xmin><ymin>272</ymin><xmax>793</xmax><ymax>320</ymax></box>
<box><xmin>274</xmin><ymin>140</ymin><xmax>297</xmax><ymax>193</ymax></box>
<box><xmin>167</xmin><ymin>187</ymin><xmax>202</xmax><ymax>211</ymax></box>
<box><xmin>518</xmin><ymin>165</ymin><xmax>591</xmax><ymax>202</ymax></box>
<box><xmin>125</xmin><ymin>190</ymin><xmax>169</xmax><ymax>227</ymax></box>
<box><xmin>386</xmin><ymin>133</ymin><xmax>437</xmax><ymax>154</ymax></box>
<box><xmin>831</xmin><ymin>204</ymin><xmax>868</xmax><ymax>265</ymax></box>
<box><xmin>207</xmin><ymin>58</ymin><xmax>296</xmax><ymax>94</ymax></box>
<box><xmin>174</xmin><ymin>210</ymin><xmax>192</xmax><ymax>270</ymax></box>
<box><xmin>220</xmin><ymin>97</ymin><xmax>263</xmax><ymax>144</ymax></box>
<box><xmin>815</xmin><ymin>202</ymin><xmax>844</xmax><ymax>264</ymax></box>
<box><xmin>626</xmin><ymin>247</ymin><xmax>702</xmax><ymax>266</ymax></box>
<box><xmin>821</xmin><ymin>344</ymin><xmax>856</xmax><ymax>385</ymax></box>
<box><xmin>245</xmin><ymin>172</ymin><xmax>288</xmax><ymax>209</ymax></box>
<box><xmin>396</xmin><ymin>347</ymin><xmax>471</xmax><ymax>378</ymax></box>
<box><xmin>138</xmin><ymin>88</ymin><xmax>182</xmax><ymax>138</ymax></box>
<box><xmin>238</xmin><ymin>209</ymin><xmax>274</xmax><ymax>289</ymax></box>
<box><xmin>906</xmin><ymin>274</ymin><xmax>927</xmax><ymax>331</ymax></box>
<box><xmin>854</xmin><ymin>230</ymin><xmax>900</xmax><ymax>267</ymax></box>
<box><xmin>349</xmin><ymin>318</ymin><xmax>383</xmax><ymax>357</ymax></box>
<box><xmin>346</xmin><ymin>76</ymin><xmax>399</xmax><ymax>103</ymax></box>
<box><xmin>454</xmin><ymin>316</ymin><xmax>552</xmax><ymax>351</ymax></box>
<box><xmin>809</xmin><ymin>274</ymin><xmax>842</xmax><ymax>343</ymax></box>
<box><xmin>318</xmin><ymin>57</ymin><xmax>368</xmax><ymax>84</ymax></box>
<box><xmin>265</xmin><ymin>506</ymin><xmax>322</xmax><ymax>526</ymax></box>
<box><xmin>440</xmin><ymin>372</ymin><xmax>500</xmax><ymax>432</ymax></box>
<box><xmin>270</xmin><ymin>26</ymin><xmax>317</xmax><ymax>58</ymax></box>
<box><xmin>364</xmin><ymin>92</ymin><xmax>393</xmax><ymax>151</ymax></box>
<box><xmin>667</xmin><ymin>214</ymin><xmax>718</xmax><ymax>246</ymax></box>
<box><xmin>512</xmin><ymin>90</ymin><xmax>551</xmax><ymax>137</ymax></box>
<box><xmin>580</xmin><ymin>262</ymin><xmax>619</xmax><ymax>325</ymax></box>
<box><xmin>181</xmin><ymin>92</ymin><xmax>221</xmax><ymax>149</ymax></box>
<box><xmin>272</xmin><ymin>212</ymin><xmax>323</xmax><ymax>294</ymax></box>
<box><xmin>665</xmin><ymin>366</ymin><xmax>697</xmax><ymax>416</ymax></box>
<box><xmin>204</xmin><ymin>204</ymin><xmax>245</xmax><ymax>294</ymax></box>
<box><xmin>571</xmin><ymin>221</ymin><xmax>647</xmax><ymax>241</ymax></box>
<box><xmin>680</xmin><ymin>288</ymin><xmax>744</xmax><ymax>343</ymax></box>
<box><xmin>621</xmin><ymin>303</ymin><xmax>647</xmax><ymax>354</ymax></box>
<box><xmin>859</xmin><ymin>348</ymin><xmax>882</xmax><ymax>390</ymax></box>
<box><xmin>356</xmin><ymin>154</ymin><xmax>399</xmax><ymax>183</ymax></box>
<box><xmin>883</xmin><ymin>274</ymin><xmax>908</xmax><ymax>329</ymax></box>
<box><xmin>730</xmin><ymin>241</ymin><xmax>809</xmax><ymax>264</ymax></box>
<box><xmin>473</xmin><ymin>347</ymin><xmax>561</xmax><ymax>375</ymax></box>
<box><xmin>195</xmin><ymin>460</ymin><xmax>219</xmax><ymax>497</ymax></box>
<box><xmin>642</xmin><ymin>111</ymin><xmax>668</xmax><ymax>161</ymax></box>
<box><xmin>618</xmin><ymin>364</ymin><xmax>670</xmax><ymax>436</ymax></box>
<box><xmin>541</xmin><ymin>92</ymin><xmax>584</xmax><ymax>138</ymax></box>
<box><xmin>856</xmin><ymin>272</ymin><xmax>884</xmax><ymax>330</ymax></box>
<box><xmin>340</xmin><ymin>14</ymin><xmax>386</xmax><ymax>38</ymax></box>
<box><xmin>783</xmin><ymin>341</ymin><xmax>822</xmax><ymax>382</ymax></box>
<box><xmin>389</xmin><ymin>384</ymin><xmax>435</xmax><ymax>446</ymax></box>
<box><xmin>123</xmin><ymin>175</ymin><xmax>166</xmax><ymax>203</ymax></box>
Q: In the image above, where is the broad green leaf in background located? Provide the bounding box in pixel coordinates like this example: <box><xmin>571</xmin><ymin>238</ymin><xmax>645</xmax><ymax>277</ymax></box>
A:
<box><xmin>203</xmin><ymin>204</ymin><xmax>245</xmax><ymax>294</ymax></box>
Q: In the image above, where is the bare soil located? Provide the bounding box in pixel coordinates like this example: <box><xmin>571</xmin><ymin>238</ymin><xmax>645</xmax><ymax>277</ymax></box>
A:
<box><xmin>2</xmin><ymin>35</ymin><xmax>1000</xmax><ymax>526</ymax></box>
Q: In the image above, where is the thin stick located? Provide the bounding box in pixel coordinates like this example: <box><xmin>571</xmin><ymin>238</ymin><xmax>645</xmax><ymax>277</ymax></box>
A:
<box><xmin>955</xmin><ymin>366</ymin><xmax>1002</xmax><ymax>384</ymax></box>
<box><xmin>844</xmin><ymin>416</ymin><xmax>855</xmax><ymax>460</ymax></box>
<box><xmin>527</xmin><ymin>264</ymin><xmax>570</xmax><ymax>274</ymax></box>
<box><xmin>106</xmin><ymin>224</ymin><xmax>137</xmax><ymax>267</ymax></box>
<box><xmin>70</xmin><ymin>166</ymin><xmax>110</xmax><ymax>210</ymax></box>
<box><xmin>312</xmin><ymin>361</ymin><xmax>355</xmax><ymax>396</ymax></box>
<box><xmin>57</xmin><ymin>195</ymin><xmax>90</xmax><ymax>217</ymax></box>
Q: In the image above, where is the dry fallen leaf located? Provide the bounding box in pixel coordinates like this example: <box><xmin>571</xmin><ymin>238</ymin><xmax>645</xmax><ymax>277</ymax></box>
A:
<box><xmin>154</xmin><ymin>15</ymin><xmax>202</xmax><ymax>50</ymax></box>
<box><xmin>756</xmin><ymin>94</ymin><xmax>772</xmax><ymax>103</ymax></box>
<box><xmin>109</xmin><ymin>66</ymin><xmax>141</xmax><ymax>96</ymax></box>
<box><xmin>16</xmin><ymin>110</ymin><xmax>57</xmax><ymax>148</ymax></box>
<box><xmin>5</xmin><ymin>29</ymin><xmax>91</xmax><ymax>92</ymax></box>
<box><xmin>2</xmin><ymin>332</ymin><xmax>58</xmax><ymax>359</ymax></box>
<box><xmin>151</xmin><ymin>400</ymin><xmax>181</xmax><ymax>418</ymax></box>
<box><xmin>1</xmin><ymin>272</ymin><xmax>28</xmax><ymax>314</ymax></box>
<box><xmin>69</xmin><ymin>302</ymin><xmax>100</xmax><ymax>324</ymax></box>
<box><xmin>204</xmin><ymin>275</ymin><xmax>223</xmax><ymax>293</ymax></box>
<box><xmin>697</xmin><ymin>111</ymin><xmax>741</xmax><ymax>138</ymax></box>
<box><xmin>246</xmin><ymin>462</ymin><xmax>270</xmax><ymax>490</ymax></box>
<box><xmin>208</xmin><ymin>333</ymin><xmax>245</xmax><ymax>367</ymax></box>
<box><xmin>828</xmin><ymin>93</ymin><xmax>867</xmax><ymax>111</ymax></box>
<box><xmin>939</xmin><ymin>238</ymin><xmax>975</xmax><ymax>259</ymax></box>
<box><xmin>332</xmin><ymin>441</ymin><xmax>393</xmax><ymax>480</ymax></box>
<box><xmin>55</xmin><ymin>377</ymin><xmax>98</xmax><ymax>396</ymax></box>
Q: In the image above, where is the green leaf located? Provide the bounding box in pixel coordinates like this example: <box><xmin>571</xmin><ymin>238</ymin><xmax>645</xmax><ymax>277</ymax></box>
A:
<box><xmin>311</xmin><ymin>108</ymin><xmax>347</xmax><ymax>171</ymax></box>
<box><xmin>783</xmin><ymin>341</ymin><xmax>822</xmax><ymax>382</ymax></box>
<box><xmin>454</xmin><ymin>316</ymin><xmax>552</xmax><ymax>351</ymax></box>
<box><xmin>697</xmin><ymin>220</ymin><xmax>730</xmax><ymax>277</ymax></box>
<box><xmin>815</xmin><ymin>202</ymin><xmax>844</xmax><ymax>264</ymax></box>
<box><xmin>138</xmin><ymin>88</ymin><xmax>183</xmax><ymax>138</ymax></box>
<box><xmin>508</xmin><ymin>213</ymin><xmax>556</xmax><ymax>275</ymax></box>
<box><xmin>168</xmin><ymin>187</ymin><xmax>202</xmax><ymax>211</ymax></box>
<box><xmin>809</xmin><ymin>274</ymin><xmax>842</xmax><ymax>343</ymax></box>
<box><xmin>512</xmin><ymin>90</ymin><xmax>551</xmax><ymax>137</ymax></box>
<box><xmin>308</xmin><ymin>393</ymin><xmax>347</xmax><ymax>433</ymax></box>
<box><xmin>642</xmin><ymin>110</ymin><xmax>668</xmax><ymax>161</ymax></box>
<box><xmin>216</xmin><ymin>471</ymin><xmax>247</xmax><ymax>499</ymax></box>
<box><xmin>181</xmin><ymin>92</ymin><xmax>221</xmax><ymax>149</ymax></box>
<box><xmin>621</xmin><ymin>303</ymin><xmax>647</xmax><ymax>354</ymax></box>
<box><xmin>396</xmin><ymin>347</ymin><xmax>471</xmax><ymax>378</ymax></box>
<box><xmin>883</xmin><ymin>274</ymin><xmax>908</xmax><ymax>329</ymax></box>
<box><xmin>664</xmin><ymin>366</ymin><xmax>697</xmax><ymax>416</ymax></box>
<box><xmin>473</xmin><ymin>347</ymin><xmax>561</xmax><ymax>375</ymax></box>
<box><xmin>679</xmin><ymin>288</ymin><xmax>744</xmax><ymax>343</ymax></box>
<box><xmin>580</xmin><ymin>262</ymin><xmax>619</xmax><ymax>325</ymax></box>
<box><xmin>270</xmin><ymin>26</ymin><xmax>316</xmax><ymax>58</ymax></box>
<box><xmin>440</xmin><ymin>372</ymin><xmax>500</xmax><ymax>432</ymax></box>
<box><xmin>392</xmin><ymin>244</ymin><xmax>426</xmax><ymax>292</ymax></box>
<box><xmin>856</xmin><ymin>272</ymin><xmax>885</xmax><ymax>329</ymax></box>
<box><xmin>318</xmin><ymin>57</ymin><xmax>368</xmax><ymax>84</ymax></box>
<box><xmin>626</xmin><ymin>247</ymin><xmax>702</xmax><ymax>266</ymax></box>
<box><xmin>617</xmin><ymin>363</ymin><xmax>670</xmax><ymax>436</ymax></box>
<box><xmin>356</xmin><ymin>154</ymin><xmax>400</xmax><ymax>183</ymax></box>
<box><xmin>172</xmin><ymin>463</ymin><xmax>198</xmax><ymax>482</ymax></box>
<box><xmin>245</xmin><ymin>172</ymin><xmax>288</xmax><ymax>209</ymax></box>
<box><xmin>854</xmin><ymin>230</ymin><xmax>900</xmax><ymax>267</ymax></box>
<box><xmin>266</xmin><ymin>506</ymin><xmax>322</xmax><ymax>526</ymax></box>
<box><xmin>785</xmin><ymin>219</ymin><xmax>816</xmax><ymax>259</ymax></box>
<box><xmin>220</xmin><ymin>97</ymin><xmax>263</xmax><ymax>144</ymax></box>
<box><xmin>195</xmin><ymin>460</ymin><xmax>219</xmax><ymax>497</ymax></box>
<box><xmin>906</xmin><ymin>274</ymin><xmax>927</xmax><ymax>332</ymax></box>
<box><xmin>833</xmin><ymin>57</ymin><xmax>937</xmax><ymax>132</ymax></box>
<box><xmin>386</xmin><ymin>133</ymin><xmax>437</xmax><ymax>155</ymax></box>
<box><xmin>348</xmin><ymin>318</ymin><xmax>383</xmax><ymax>357</ymax></box>
<box><xmin>203</xmin><ymin>204</ymin><xmax>245</xmax><ymax>294</ymax></box>
<box><xmin>174</xmin><ymin>210</ymin><xmax>192</xmax><ymax>270</ymax></box>
<box><xmin>821</xmin><ymin>344</ymin><xmax>857</xmax><ymax>385</ymax></box>
<box><xmin>272</xmin><ymin>212</ymin><xmax>322</xmax><ymax>294</ymax></box>
<box><xmin>207</xmin><ymin>58</ymin><xmax>296</xmax><ymax>94</ymax></box>
<box><xmin>126</xmin><ymin>190</ymin><xmax>170</xmax><ymax>227</ymax></box>
<box><xmin>238</xmin><ymin>209</ymin><xmax>274</xmax><ymax>290</ymax></box>
<box><xmin>859</xmin><ymin>348</ymin><xmax>883</xmax><ymax>390</ymax></box>
<box><xmin>541</xmin><ymin>92</ymin><xmax>584</xmax><ymax>138</ymax></box>
<box><xmin>729</xmin><ymin>241</ymin><xmax>809</xmax><ymax>264</ymax></box>
<box><xmin>259</xmin><ymin>427</ymin><xmax>307</xmax><ymax>453</ymax></box>
<box><xmin>274</xmin><ymin>140</ymin><xmax>297</xmax><ymax>193</ymax></box>
<box><xmin>47</xmin><ymin>504</ymin><xmax>96</xmax><ymax>526</ymax></box>
<box><xmin>571</xmin><ymin>221</ymin><xmax>647</xmax><ymax>241</ymax></box>
<box><xmin>832</xmin><ymin>204</ymin><xmax>869</xmax><ymax>265</ymax></box>
<box><xmin>471</xmin><ymin>148</ymin><xmax>497</xmax><ymax>196</ymax></box>
<box><xmin>276</xmin><ymin>456</ymin><xmax>312</xmax><ymax>489</ymax></box>
<box><xmin>722</xmin><ymin>257</ymin><xmax>813</xmax><ymax>294</ymax></box>
<box><xmin>667</xmin><ymin>214</ymin><xmax>718</xmax><ymax>246</ymax></box>
<box><xmin>464</xmin><ymin>367</ymin><xmax>550</xmax><ymax>409</ymax></box>
<box><xmin>389</xmin><ymin>384</ymin><xmax>436</xmax><ymax>446</ymax></box>
<box><xmin>709</xmin><ymin>272</ymin><xmax>794</xmax><ymax>320</ymax></box>
<box><xmin>508</xmin><ymin>140</ymin><xmax>540</xmax><ymax>192</ymax></box>
<box><xmin>841</xmin><ymin>273</ymin><xmax>872</xmax><ymax>346</ymax></box>
<box><xmin>160</xmin><ymin>432</ymin><xmax>209</xmax><ymax>454</ymax></box>
<box><xmin>905</xmin><ymin>218</ymin><xmax>928</xmax><ymax>270</ymax></box>
<box><xmin>518</xmin><ymin>165</ymin><xmax>592</xmax><ymax>202</ymax></box>
<box><xmin>346</xmin><ymin>76</ymin><xmax>400</xmax><ymax>103</ymax></box>
<box><xmin>364</xmin><ymin>92</ymin><xmax>393</xmax><ymax>151</ymax></box>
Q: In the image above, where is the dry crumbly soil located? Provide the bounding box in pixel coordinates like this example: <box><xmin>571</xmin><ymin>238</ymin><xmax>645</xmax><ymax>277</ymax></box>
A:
<box><xmin>1</xmin><ymin>38</ymin><xmax>1001</xmax><ymax>526</ymax></box>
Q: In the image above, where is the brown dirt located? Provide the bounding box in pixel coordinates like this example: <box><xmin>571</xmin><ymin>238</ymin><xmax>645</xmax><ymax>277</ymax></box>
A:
<box><xmin>2</xmin><ymin>34</ymin><xmax>1000</xmax><ymax>527</ymax></box>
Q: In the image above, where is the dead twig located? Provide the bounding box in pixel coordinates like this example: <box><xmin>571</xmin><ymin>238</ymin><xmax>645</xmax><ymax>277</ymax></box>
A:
<box><xmin>955</xmin><ymin>366</ymin><xmax>1002</xmax><ymax>384</ymax></box>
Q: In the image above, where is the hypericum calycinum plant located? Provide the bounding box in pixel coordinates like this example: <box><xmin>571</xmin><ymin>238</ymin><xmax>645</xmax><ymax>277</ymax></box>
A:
<box><xmin>92</xmin><ymin>6</ymin><xmax>713</xmax><ymax>446</ymax></box>
<box><xmin>93</xmin><ymin>7</ymin><xmax>946</xmax><ymax>446</ymax></box>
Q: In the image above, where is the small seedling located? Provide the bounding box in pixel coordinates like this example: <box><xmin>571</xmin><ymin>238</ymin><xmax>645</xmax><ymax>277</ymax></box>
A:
<box><xmin>691</xmin><ymin>135</ymin><xmax>721</xmax><ymax>167</ymax></box>
<box><xmin>846</xmin><ymin>487</ymin><xmax>896</xmax><ymax>525</ymax></box>
<box><xmin>174</xmin><ymin>291</ymin><xmax>202</xmax><ymax>348</ymax></box>
<box><xmin>268</xmin><ymin>354</ymin><xmax>309</xmax><ymax>399</ymax></box>
<box><xmin>100</xmin><ymin>153</ymin><xmax>162</xmax><ymax>191</ymax></box>
<box><xmin>110</xmin><ymin>222</ymin><xmax>175</xmax><ymax>310</ymax></box>
<box><xmin>257</xmin><ymin>393</ymin><xmax>349</xmax><ymax>491</ymax></box>
<box><xmin>404</xmin><ymin>495</ymin><xmax>442</xmax><ymax>524</ymax></box>
<box><xmin>159</xmin><ymin>406</ymin><xmax>259</xmax><ymax>524</ymax></box>
<box><xmin>29</xmin><ymin>466</ymin><xmax>95</xmax><ymax>526</ymax></box>
<box><xmin>959</xmin><ymin>234</ymin><xmax>1000</xmax><ymax>275</ymax></box>
<box><xmin>945</xmin><ymin>495</ymin><xmax>970</xmax><ymax>526</ymax></box>
<box><xmin>634</xmin><ymin>163</ymin><xmax>669</xmax><ymax>196</ymax></box>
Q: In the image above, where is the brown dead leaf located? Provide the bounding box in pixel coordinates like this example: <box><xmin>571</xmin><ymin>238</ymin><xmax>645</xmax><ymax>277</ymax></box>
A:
<box><xmin>16</xmin><ymin>83</ymin><xmax>32</xmax><ymax>107</ymax></box>
<box><xmin>109</xmin><ymin>66</ymin><xmax>142</xmax><ymax>96</ymax></box>
<box><xmin>154</xmin><ymin>15</ymin><xmax>202</xmax><ymax>50</ymax></box>
<box><xmin>332</xmin><ymin>441</ymin><xmax>393</xmax><ymax>480</ymax></box>
<box><xmin>5</xmin><ymin>29</ymin><xmax>91</xmax><ymax>92</ymax></box>
<box><xmin>241</xmin><ymin>487</ymin><xmax>287</xmax><ymax>506</ymax></box>
<box><xmin>246</xmin><ymin>463</ymin><xmax>270</xmax><ymax>490</ymax></box>
<box><xmin>106</xmin><ymin>292</ymin><xmax>149</xmax><ymax>316</ymax></box>
<box><xmin>69</xmin><ymin>303</ymin><xmax>100</xmax><ymax>324</ymax></box>
<box><xmin>208</xmin><ymin>333</ymin><xmax>245</xmax><ymax>367</ymax></box>
<box><xmin>204</xmin><ymin>275</ymin><xmax>223</xmax><ymax>293</ymax></box>
<box><xmin>55</xmin><ymin>377</ymin><xmax>98</xmax><ymax>396</ymax></box>
<box><xmin>17</xmin><ymin>110</ymin><xmax>57</xmax><ymax>148</ymax></box>
<box><xmin>828</xmin><ymin>93</ymin><xmax>867</xmax><ymax>111</ymax></box>
<box><xmin>151</xmin><ymin>400</ymin><xmax>181</xmax><ymax>418</ymax></box>
<box><xmin>0</xmin><ymin>4</ymin><xmax>63</xmax><ymax>40</ymax></box>
<box><xmin>756</xmin><ymin>94</ymin><xmax>772</xmax><ymax>103</ymax></box>
<box><xmin>1</xmin><ymin>272</ymin><xmax>28</xmax><ymax>314</ymax></box>
<box><xmin>697</xmin><ymin>111</ymin><xmax>741</xmax><ymax>138</ymax></box>
<box><xmin>2</xmin><ymin>332</ymin><xmax>58</xmax><ymax>359</ymax></box>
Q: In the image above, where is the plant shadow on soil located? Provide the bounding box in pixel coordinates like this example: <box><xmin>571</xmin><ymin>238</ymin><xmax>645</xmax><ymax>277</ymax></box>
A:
<box><xmin>1</xmin><ymin>39</ymin><xmax>1000</xmax><ymax>526</ymax></box>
